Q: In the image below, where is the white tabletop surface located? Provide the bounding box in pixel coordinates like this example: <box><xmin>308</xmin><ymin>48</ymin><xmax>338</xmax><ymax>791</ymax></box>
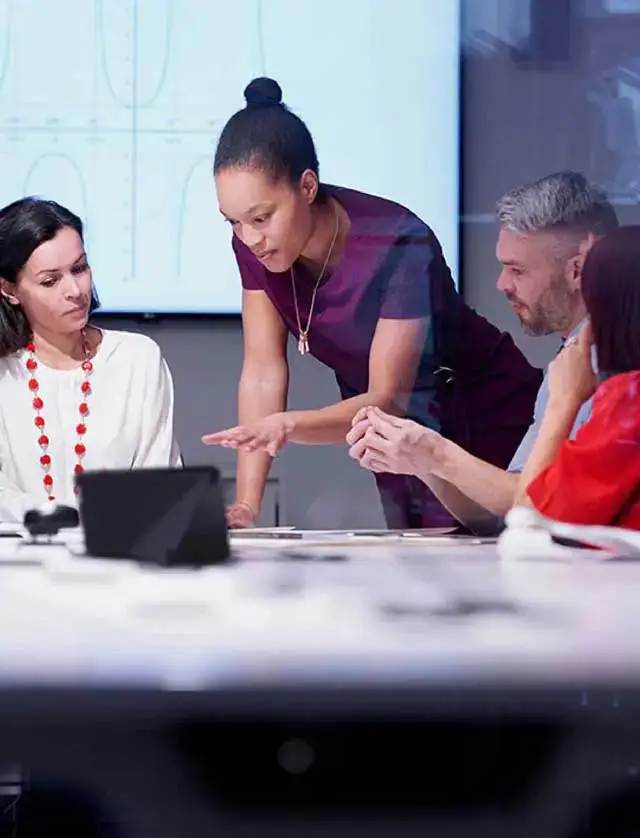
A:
<box><xmin>0</xmin><ymin>528</ymin><xmax>638</xmax><ymax>693</ymax></box>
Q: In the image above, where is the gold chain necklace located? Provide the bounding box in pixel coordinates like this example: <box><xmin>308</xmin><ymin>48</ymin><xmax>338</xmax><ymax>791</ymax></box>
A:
<box><xmin>290</xmin><ymin>205</ymin><xmax>340</xmax><ymax>355</ymax></box>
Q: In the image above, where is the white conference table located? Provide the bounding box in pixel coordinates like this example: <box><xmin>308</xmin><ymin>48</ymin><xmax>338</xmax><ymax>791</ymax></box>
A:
<box><xmin>1</xmin><ymin>528</ymin><xmax>640</xmax><ymax>837</ymax></box>
<box><xmin>0</xmin><ymin>527</ymin><xmax>638</xmax><ymax>690</ymax></box>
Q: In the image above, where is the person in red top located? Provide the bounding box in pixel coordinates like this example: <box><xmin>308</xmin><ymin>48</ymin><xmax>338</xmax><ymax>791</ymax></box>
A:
<box><xmin>516</xmin><ymin>226</ymin><xmax>640</xmax><ymax>529</ymax></box>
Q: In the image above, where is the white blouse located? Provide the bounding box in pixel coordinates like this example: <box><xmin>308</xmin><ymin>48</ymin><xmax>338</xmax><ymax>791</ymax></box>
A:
<box><xmin>0</xmin><ymin>329</ymin><xmax>181</xmax><ymax>522</ymax></box>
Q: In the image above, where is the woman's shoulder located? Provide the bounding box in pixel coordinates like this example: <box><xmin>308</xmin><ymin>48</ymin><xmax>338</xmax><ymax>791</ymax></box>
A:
<box><xmin>98</xmin><ymin>329</ymin><xmax>164</xmax><ymax>364</ymax></box>
<box><xmin>597</xmin><ymin>370</ymin><xmax>640</xmax><ymax>399</ymax></box>
<box><xmin>327</xmin><ymin>184</ymin><xmax>433</xmax><ymax>240</ymax></box>
<box><xmin>593</xmin><ymin>370</ymin><xmax>640</xmax><ymax>431</ymax></box>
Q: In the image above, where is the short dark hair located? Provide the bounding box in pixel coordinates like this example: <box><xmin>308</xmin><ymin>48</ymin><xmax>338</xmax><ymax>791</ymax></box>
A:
<box><xmin>0</xmin><ymin>197</ymin><xmax>100</xmax><ymax>357</ymax></box>
<box><xmin>581</xmin><ymin>226</ymin><xmax>640</xmax><ymax>374</ymax></box>
<box><xmin>214</xmin><ymin>77</ymin><xmax>324</xmax><ymax>198</ymax></box>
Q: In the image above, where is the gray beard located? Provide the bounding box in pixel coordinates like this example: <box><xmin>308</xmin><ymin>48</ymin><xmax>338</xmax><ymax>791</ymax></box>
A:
<box><xmin>518</xmin><ymin>311</ymin><xmax>556</xmax><ymax>337</ymax></box>
<box><xmin>517</xmin><ymin>277</ymin><xmax>575</xmax><ymax>337</ymax></box>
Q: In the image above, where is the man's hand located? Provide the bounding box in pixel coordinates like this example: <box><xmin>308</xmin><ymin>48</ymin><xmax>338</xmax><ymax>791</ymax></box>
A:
<box><xmin>346</xmin><ymin>406</ymin><xmax>445</xmax><ymax>477</ymax></box>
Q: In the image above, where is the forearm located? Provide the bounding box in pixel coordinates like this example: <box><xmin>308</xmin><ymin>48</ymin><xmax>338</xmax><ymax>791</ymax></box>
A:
<box><xmin>235</xmin><ymin>368</ymin><xmax>287</xmax><ymax>512</ymax></box>
<box><xmin>287</xmin><ymin>392</ymin><xmax>403</xmax><ymax>445</ymax></box>
<box><xmin>426</xmin><ymin>439</ymin><xmax>519</xmax><ymax>517</ymax></box>
<box><xmin>235</xmin><ymin>451</ymin><xmax>273</xmax><ymax>515</ymax></box>
<box><xmin>418</xmin><ymin>473</ymin><xmax>502</xmax><ymax>534</ymax></box>
<box><xmin>514</xmin><ymin>400</ymin><xmax>580</xmax><ymax>506</ymax></box>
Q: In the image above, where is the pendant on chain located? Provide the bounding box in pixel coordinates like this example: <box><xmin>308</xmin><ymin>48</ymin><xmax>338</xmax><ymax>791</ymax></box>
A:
<box><xmin>298</xmin><ymin>332</ymin><xmax>310</xmax><ymax>355</ymax></box>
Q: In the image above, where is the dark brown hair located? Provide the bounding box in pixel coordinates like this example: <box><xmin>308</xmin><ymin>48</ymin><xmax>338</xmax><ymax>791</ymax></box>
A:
<box><xmin>581</xmin><ymin>226</ymin><xmax>640</xmax><ymax>374</ymax></box>
<box><xmin>214</xmin><ymin>77</ymin><xmax>325</xmax><ymax>200</ymax></box>
<box><xmin>0</xmin><ymin>197</ymin><xmax>100</xmax><ymax>356</ymax></box>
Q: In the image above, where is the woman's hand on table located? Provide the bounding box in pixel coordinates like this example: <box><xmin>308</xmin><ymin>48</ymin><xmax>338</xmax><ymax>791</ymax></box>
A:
<box><xmin>226</xmin><ymin>501</ymin><xmax>257</xmax><ymax>529</ymax></box>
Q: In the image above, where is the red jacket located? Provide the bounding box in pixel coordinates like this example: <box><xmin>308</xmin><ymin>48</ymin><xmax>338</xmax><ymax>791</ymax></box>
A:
<box><xmin>527</xmin><ymin>371</ymin><xmax>640</xmax><ymax>530</ymax></box>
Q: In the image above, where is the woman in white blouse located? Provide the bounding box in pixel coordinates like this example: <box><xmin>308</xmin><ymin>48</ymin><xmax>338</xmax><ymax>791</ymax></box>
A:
<box><xmin>0</xmin><ymin>197</ymin><xmax>181</xmax><ymax>522</ymax></box>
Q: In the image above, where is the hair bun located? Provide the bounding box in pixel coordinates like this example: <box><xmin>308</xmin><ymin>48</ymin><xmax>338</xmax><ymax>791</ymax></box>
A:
<box><xmin>244</xmin><ymin>77</ymin><xmax>283</xmax><ymax>109</ymax></box>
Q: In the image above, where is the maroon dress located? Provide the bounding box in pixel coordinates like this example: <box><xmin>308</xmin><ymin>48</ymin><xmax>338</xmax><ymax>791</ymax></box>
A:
<box><xmin>233</xmin><ymin>186</ymin><xmax>542</xmax><ymax>527</ymax></box>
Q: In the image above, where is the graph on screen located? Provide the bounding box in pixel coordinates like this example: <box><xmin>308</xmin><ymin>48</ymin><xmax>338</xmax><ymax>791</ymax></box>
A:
<box><xmin>0</xmin><ymin>0</ymin><xmax>460</xmax><ymax>313</ymax></box>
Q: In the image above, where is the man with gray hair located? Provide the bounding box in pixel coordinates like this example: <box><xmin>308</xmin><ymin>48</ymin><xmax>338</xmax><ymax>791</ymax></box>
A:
<box><xmin>347</xmin><ymin>171</ymin><xmax>619</xmax><ymax>532</ymax></box>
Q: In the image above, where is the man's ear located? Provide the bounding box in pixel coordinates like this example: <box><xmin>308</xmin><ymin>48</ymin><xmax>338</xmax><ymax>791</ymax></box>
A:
<box><xmin>566</xmin><ymin>233</ymin><xmax>597</xmax><ymax>292</ymax></box>
<box><xmin>0</xmin><ymin>278</ymin><xmax>20</xmax><ymax>306</ymax></box>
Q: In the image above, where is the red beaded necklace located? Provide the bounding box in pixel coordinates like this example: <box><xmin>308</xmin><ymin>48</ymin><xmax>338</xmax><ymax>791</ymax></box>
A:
<box><xmin>25</xmin><ymin>329</ymin><xmax>93</xmax><ymax>502</ymax></box>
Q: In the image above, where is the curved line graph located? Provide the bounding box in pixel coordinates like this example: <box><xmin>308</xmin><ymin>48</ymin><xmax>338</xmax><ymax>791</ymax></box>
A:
<box><xmin>2</xmin><ymin>0</ymin><xmax>277</xmax><ymax>312</ymax></box>
<box><xmin>96</xmin><ymin>0</ymin><xmax>131</xmax><ymax>109</ymax></box>
<box><xmin>22</xmin><ymin>153</ymin><xmax>89</xmax><ymax>227</ymax></box>
<box><xmin>175</xmin><ymin>154</ymin><xmax>211</xmax><ymax>277</ymax></box>
<box><xmin>96</xmin><ymin>0</ymin><xmax>174</xmax><ymax>109</ymax></box>
<box><xmin>136</xmin><ymin>0</ymin><xmax>173</xmax><ymax>108</ymax></box>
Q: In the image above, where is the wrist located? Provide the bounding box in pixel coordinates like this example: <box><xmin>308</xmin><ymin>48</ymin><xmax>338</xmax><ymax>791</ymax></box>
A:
<box><xmin>428</xmin><ymin>435</ymin><xmax>456</xmax><ymax>480</ymax></box>
<box><xmin>234</xmin><ymin>499</ymin><xmax>258</xmax><ymax>518</ymax></box>
<box><xmin>281</xmin><ymin>411</ymin><xmax>298</xmax><ymax>438</ymax></box>
<box><xmin>546</xmin><ymin>396</ymin><xmax>581</xmax><ymax>419</ymax></box>
<box><xmin>410</xmin><ymin>433</ymin><xmax>448</xmax><ymax>482</ymax></box>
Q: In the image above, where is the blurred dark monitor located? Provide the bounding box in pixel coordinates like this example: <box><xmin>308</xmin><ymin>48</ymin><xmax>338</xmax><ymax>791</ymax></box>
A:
<box><xmin>77</xmin><ymin>466</ymin><xmax>229</xmax><ymax>566</ymax></box>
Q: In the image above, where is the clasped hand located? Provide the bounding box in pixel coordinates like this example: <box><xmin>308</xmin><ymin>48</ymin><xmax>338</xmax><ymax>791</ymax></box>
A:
<box><xmin>346</xmin><ymin>406</ymin><xmax>444</xmax><ymax>477</ymax></box>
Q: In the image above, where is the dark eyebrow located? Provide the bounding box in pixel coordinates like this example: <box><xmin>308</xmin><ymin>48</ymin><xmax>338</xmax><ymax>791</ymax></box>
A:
<box><xmin>220</xmin><ymin>204</ymin><xmax>272</xmax><ymax>223</ymax></box>
<box><xmin>36</xmin><ymin>251</ymin><xmax>87</xmax><ymax>277</ymax></box>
